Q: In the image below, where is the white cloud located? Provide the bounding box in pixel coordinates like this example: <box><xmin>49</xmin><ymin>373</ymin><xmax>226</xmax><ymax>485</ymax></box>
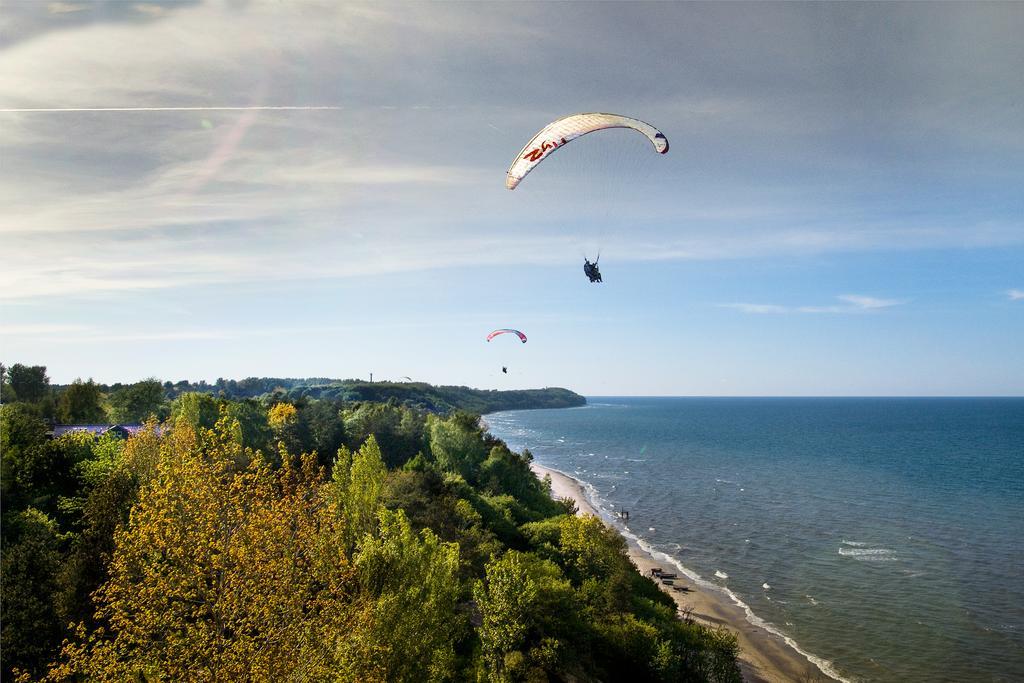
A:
<box><xmin>1008</xmin><ymin>289</ymin><xmax>1024</xmax><ymax>301</ymax></box>
<box><xmin>0</xmin><ymin>320</ymin><xmax>482</xmax><ymax>346</ymax></box>
<box><xmin>720</xmin><ymin>303</ymin><xmax>789</xmax><ymax>314</ymax></box>
<box><xmin>836</xmin><ymin>295</ymin><xmax>905</xmax><ymax>309</ymax></box>
<box><xmin>722</xmin><ymin>295</ymin><xmax>906</xmax><ymax>314</ymax></box>
<box><xmin>47</xmin><ymin>3</ymin><xmax>88</xmax><ymax>16</ymax></box>
<box><xmin>1</xmin><ymin>323</ymin><xmax>88</xmax><ymax>335</ymax></box>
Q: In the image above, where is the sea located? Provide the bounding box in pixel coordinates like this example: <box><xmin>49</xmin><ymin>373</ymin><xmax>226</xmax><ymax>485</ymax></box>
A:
<box><xmin>484</xmin><ymin>398</ymin><xmax>1024</xmax><ymax>683</ymax></box>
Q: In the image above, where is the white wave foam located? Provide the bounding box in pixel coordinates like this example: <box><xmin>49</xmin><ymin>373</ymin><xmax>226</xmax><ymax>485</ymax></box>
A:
<box><xmin>838</xmin><ymin>547</ymin><xmax>893</xmax><ymax>556</ymax></box>
<box><xmin>840</xmin><ymin>540</ymin><xmax>871</xmax><ymax>547</ymax></box>
<box><xmin>762</xmin><ymin>582</ymin><xmax>771</xmax><ymax>590</ymax></box>
<box><xmin>715</xmin><ymin>570</ymin><xmax>729</xmax><ymax>579</ymax></box>
<box><xmin>838</xmin><ymin>547</ymin><xmax>897</xmax><ymax>561</ymax></box>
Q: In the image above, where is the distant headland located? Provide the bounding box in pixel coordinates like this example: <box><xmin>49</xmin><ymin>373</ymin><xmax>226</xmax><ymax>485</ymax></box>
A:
<box><xmin>51</xmin><ymin>376</ymin><xmax>587</xmax><ymax>415</ymax></box>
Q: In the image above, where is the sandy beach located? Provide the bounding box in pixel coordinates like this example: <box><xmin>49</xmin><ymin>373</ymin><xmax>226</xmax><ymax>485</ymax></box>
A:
<box><xmin>531</xmin><ymin>462</ymin><xmax>836</xmax><ymax>683</ymax></box>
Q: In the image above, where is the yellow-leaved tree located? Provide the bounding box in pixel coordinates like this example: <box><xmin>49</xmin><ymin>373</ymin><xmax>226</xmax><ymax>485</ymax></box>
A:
<box><xmin>46</xmin><ymin>415</ymin><xmax>367</xmax><ymax>682</ymax></box>
<box><xmin>267</xmin><ymin>402</ymin><xmax>298</xmax><ymax>431</ymax></box>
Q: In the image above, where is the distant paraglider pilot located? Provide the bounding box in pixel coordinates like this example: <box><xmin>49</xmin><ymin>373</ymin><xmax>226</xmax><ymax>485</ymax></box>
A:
<box><xmin>502</xmin><ymin>366</ymin><xmax>508</xmax><ymax>374</ymax></box>
<box><xmin>584</xmin><ymin>257</ymin><xmax>602</xmax><ymax>283</ymax></box>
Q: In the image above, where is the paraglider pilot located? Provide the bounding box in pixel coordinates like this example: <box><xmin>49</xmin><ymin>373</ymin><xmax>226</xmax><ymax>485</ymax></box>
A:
<box><xmin>502</xmin><ymin>366</ymin><xmax>508</xmax><ymax>374</ymax></box>
<box><xmin>584</xmin><ymin>257</ymin><xmax>602</xmax><ymax>283</ymax></box>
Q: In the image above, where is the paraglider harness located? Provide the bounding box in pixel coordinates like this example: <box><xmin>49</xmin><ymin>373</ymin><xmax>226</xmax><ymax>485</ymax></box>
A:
<box><xmin>584</xmin><ymin>256</ymin><xmax>602</xmax><ymax>283</ymax></box>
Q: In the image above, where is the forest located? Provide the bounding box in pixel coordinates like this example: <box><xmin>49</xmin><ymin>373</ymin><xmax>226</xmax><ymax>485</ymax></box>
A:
<box><xmin>39</xmin><ymin>373</ymin><xmax>585</xmax><ymax>417</ymax></box>
<box><xmin>1</xmin><ymin>364</ymin><xmax>739</xmax><ymax>681</ymax></box>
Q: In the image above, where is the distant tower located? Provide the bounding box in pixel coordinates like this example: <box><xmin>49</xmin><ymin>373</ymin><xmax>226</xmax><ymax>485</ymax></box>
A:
<box><xmin>369</xmin><ymin>372</ymin><xmax>373</xmax><ymax>383</ymax></box>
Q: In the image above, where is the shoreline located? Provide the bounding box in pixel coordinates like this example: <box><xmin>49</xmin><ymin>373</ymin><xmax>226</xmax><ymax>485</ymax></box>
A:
<box><xmin>531</xmin><ymin>462</ymin><xmax>841</xmax><ymax>683</ymax></box>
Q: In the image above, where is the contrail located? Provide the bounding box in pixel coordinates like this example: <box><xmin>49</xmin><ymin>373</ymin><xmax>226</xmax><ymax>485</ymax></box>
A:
<box><xmin>0</xmin><ymin>105</ymin><xmax>344</xmax><ymax>112</ymax></box>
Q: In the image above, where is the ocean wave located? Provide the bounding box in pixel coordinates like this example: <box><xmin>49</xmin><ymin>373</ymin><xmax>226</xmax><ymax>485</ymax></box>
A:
<box><xmin>762</xmin><ymin>582</ymin><xmax>771</xmax><ymax>590</ymax></box>
<box><xmin>838</xmin><ymin>547</ymin><xmax>898</xmax><ymax>561</ymax></box>
<box><xmin>715</xmin><ymin>570</ymin><xmax>729</xmax><ymax>579</ymax></box>
<box><xmin>840</xmin><ymin>540</ymin><xmax>870</xmax><ymax>547</ymax></box>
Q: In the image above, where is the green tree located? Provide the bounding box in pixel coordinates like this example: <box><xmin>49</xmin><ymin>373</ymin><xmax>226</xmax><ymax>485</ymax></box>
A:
<box><xmin>343</xmin><ymin>402</ymin><xmax>424</xmax><ymax>469</ymax></box>
<box><xmin>330</xmin><ymin>436</ymin><xmax>387</xmax><ymax>553</ymax></box>
<box><xmin>55</xmin><ymin>465</ymin><xmax>137</xmax><ymax>629</ymax></box>
<box><xmin>479</xmin><ymin>445</ymin><xmax>560</xmax><ymax>519</ymax></box>
<box><xmin>1</xmin><ymin>363</ymin><xmax>16</xmax><ymax>402</ymax></box>
<box><xmin>1</xmin><ymin>508</ymin><xmax>67</xmax><ymax>680</ymax></box>
<box><xmin>170</xmin><ymin>391</ymin><xmax>219</xmax><ymax>430</ymax></box>
<box><xmin>474</xmin><ymin>551</ymin><xmax>576</xmax><ymax>682</ymax></box>
<box><xmin>223</xmin><ymin>400</ymin><xmax>271</xmax><ymax>451</ymax></box>
<box><xmin>427</xmin><ymin>411</ymin><xmax>487</xmax><ymax>482</ymax></box>
<box><xmin>56</xmin><ymin>379</ymin><xmax>105</xmax><ymax>424</ymax></box>
<box><xmin>5</xmin><ymin>364</ymin><xmax>50</xmax><ymax>404</ymax></box>
<box><xmin>475</xmin><ymin>551</ymin><xmax>538</xmax><ymax>679</ymax></box>
<box><xmin>107</xmin><ymin>379</ymin><xmax>166</xmax><ymax>423</ymax></box>
<box><xmin>1</xmin><ymin>405</ymin><xmax>63</xmax><ymax>512</ymax></box>
<box><xmin>300</xmin><ymin>399</ymin><xmax>346</xmax><ymax>469</ymax></box>
<box><xmin>558</xmin><ymin>514</ymin><xmax>624</xmax><ymax>585</ymax></box>
<box><xmin>350</xmin><ymin>508</ymin><xmax>462</xmax><ymax>681</ymax></box>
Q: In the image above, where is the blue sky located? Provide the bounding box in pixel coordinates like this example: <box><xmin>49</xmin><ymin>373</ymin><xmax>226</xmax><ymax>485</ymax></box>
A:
<box><xmin>1</xmin><ymin>2</ymin><xmax>1021</xmax><ymax>395</ymax></box>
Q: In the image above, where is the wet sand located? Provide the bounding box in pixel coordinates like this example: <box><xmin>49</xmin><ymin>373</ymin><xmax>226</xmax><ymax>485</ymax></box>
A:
<box><xmin>532</xmin><ymin>462</ymin><xmax>837</xmax><ymax>683</ymax></box>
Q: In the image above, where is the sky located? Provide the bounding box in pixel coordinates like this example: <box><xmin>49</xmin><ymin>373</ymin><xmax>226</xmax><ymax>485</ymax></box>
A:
<box><xmin>1</xmin><ymin>1</ymin><xmax>1022</xmax><ymax>396</ymax></box>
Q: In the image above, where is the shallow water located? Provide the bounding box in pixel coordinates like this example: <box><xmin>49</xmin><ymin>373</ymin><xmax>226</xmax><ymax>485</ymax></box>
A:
<box><xmin>486</xmin><ymin>398</ymin><xmax>1024</xmax><ymax>682</ymax></box>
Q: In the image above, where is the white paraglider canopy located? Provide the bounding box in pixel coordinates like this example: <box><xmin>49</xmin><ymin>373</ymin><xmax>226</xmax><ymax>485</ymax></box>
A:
<box><xmin>505</xmin><ymin>112</ymin><xmax>668</xmax><ymax>190</ymax></box>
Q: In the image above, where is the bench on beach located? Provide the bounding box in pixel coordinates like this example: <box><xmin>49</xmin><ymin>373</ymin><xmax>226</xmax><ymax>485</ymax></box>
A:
<box><xmin>650</xmin><ymin>568</ymin><xmax>663</xmax><ymax>576</ymax></box>
<box><xmin>661</xmin><ymin>578</ymin><xmax>675</xmax><ymax>585</ymax></box>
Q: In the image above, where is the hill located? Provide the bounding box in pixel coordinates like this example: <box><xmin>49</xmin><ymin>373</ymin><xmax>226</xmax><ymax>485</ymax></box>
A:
<box><xmin>144</xmin><ymin>378</ymin><xmax>586</xmax><ymax>414</ymax></box>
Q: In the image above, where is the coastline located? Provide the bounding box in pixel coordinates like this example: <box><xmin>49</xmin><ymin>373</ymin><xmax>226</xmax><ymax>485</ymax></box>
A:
<box><xmin>531</xmin><ymin>461</ymin><xmax>839</xmax><ymax>683</ymax></box>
